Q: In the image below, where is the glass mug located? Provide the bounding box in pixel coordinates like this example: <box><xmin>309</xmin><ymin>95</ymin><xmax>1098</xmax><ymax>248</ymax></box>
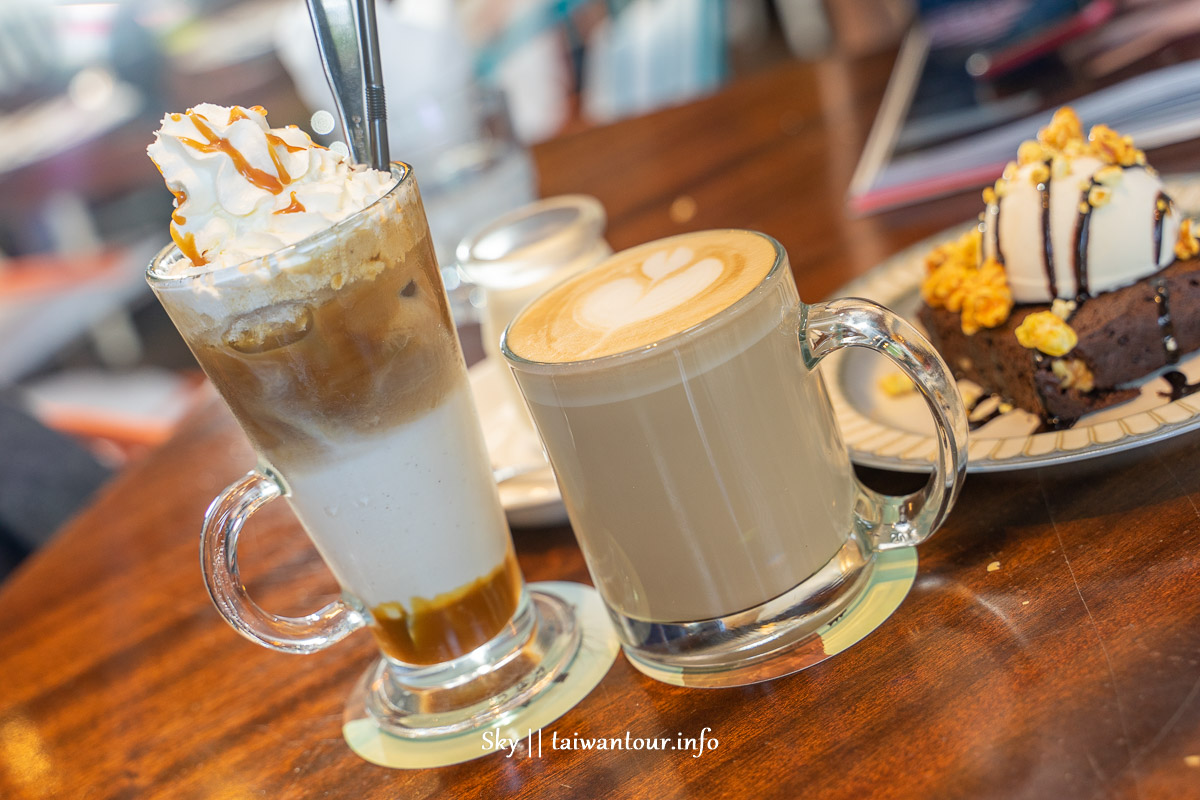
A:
<box><xmin>502</xmin><ymin>229</ymin><xmax>967</xmax><ymax>687</ymax></box>
<box><xmin>457</xmin><ymin>194</ymin><xmax>611</xmax><ymax>367</ymax></box>
<box><xmin>457</xmin><ymin>194</ymin><xmax>612</xmax><ymax>449</ymax></box>
<box><xmin>147</xmin><ymin>164</ymin><xmax>579</xmax><ymax>737</ymax></box>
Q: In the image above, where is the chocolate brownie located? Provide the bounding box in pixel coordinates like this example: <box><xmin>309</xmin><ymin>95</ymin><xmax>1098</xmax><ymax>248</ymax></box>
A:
<box><xmin>919</xmin><ymin>257</ymin><xmax>1200</xmax><ymax>425</ymax></box>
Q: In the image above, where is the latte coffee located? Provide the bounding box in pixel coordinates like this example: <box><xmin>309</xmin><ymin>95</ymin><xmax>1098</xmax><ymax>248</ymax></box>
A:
<box><xmin>505</xmin><ymin>230</ymin><xmax>854</xmax><ymax>623</ymax></box>
<box><xmin>505</xmin><ymin>229</ymin><xmax>966</xmax><ymax>687</ymax></box>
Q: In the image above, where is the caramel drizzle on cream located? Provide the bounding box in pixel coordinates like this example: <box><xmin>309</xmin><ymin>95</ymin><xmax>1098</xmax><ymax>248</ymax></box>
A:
<box><xmin>273</xmin><ymin>191</ymin><xmax>306</xmax><ymax>215</ymax></box>
<box><xmin>226</xmin><ymin>105</ymin><xmax>266</xmax><ymax>123</ymax></box>
<box><xmin>178</xmin><ymin>109</ymin><xmax>291</xmax><ymax>195</ymax></box>
<box><xmin>170</xmin><ymin>107</ymin><xmax>312</xmax><ymax>265</ymax></box>
<box><xmin>167</xmin><ymin>187</ymin><xmax>205</xmax><ymax>265</ymax></box>
<box><xmin>266</xmin><ymin>133</ymin><xmax>306</xmax><ymax>154</ymax></box>
<box><xmin>174</xmin><ymin>230</ymin><xmax>206</xmax><ymax>267</ymax></box>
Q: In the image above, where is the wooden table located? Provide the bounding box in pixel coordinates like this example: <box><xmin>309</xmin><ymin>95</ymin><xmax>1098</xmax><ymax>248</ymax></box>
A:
<box><xmin>5</xmin><ymin>53</ymin><xmax>1200</xmax><ymax>800</ymax></box>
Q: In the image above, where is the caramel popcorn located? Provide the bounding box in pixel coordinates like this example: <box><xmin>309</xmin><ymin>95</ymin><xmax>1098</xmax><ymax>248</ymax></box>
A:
<box><xmin>1050</xmin><ymin>298</ymin><xmax>1076</xmax><ymax>320</ymax></box>
<box><xmin>1029</xmin><ymin>163</ymin><xmax>1050</xmax><ymax>187</ymax></box>
<box><xmin>1176</xmin><ymin>218</ymin><xmax>1199</xmax><ymax>261</ymax></box>
<box><xmin>1017</xmin><ymin>140</ymin><xmax>1048</xmax><ymax>166</ymax></box>
<box><xmin>924</xmin><ymin>227</ymin><xmax>981</xmax><ymax>275</ymax></box>
<box><xmin>1087</xmin><ymin>185</ymin><xmax>1112</xmax><ymax>208</ymax></box>
<box><xmin>1012</xmin><ymin>107</ymin><xmax>1147</xmax><ymax>176</ymax></box>
<box><xmin>922</xmin><ymin>259</ymin><xmax>972</xmax><ymax>312</ymax></box>
<box><xmin>960</xmin><ymin>260</ymin><xmax>1013</xmax><ymax>335</ymax></box>
<box><xmin>878</xmin><ymin>371</ymin><xmax>915</xmax><ymax>397</ymax></box>
<box><xmin>1038</xmin><ymin>107</ymin><xmax>1084</xmax><ymax>150</ymax></box>
<box><xmin>1015</xmin><ymin>311</ymin><xmax>1078</xmax><ymax>356</ymax></box>
<box><xmin>1094</xmin><ymin>165</ymin><xmax>1124</xmax><ymax>186</ymax></box>
<box><xmin>1087</xmin><ymin>124</ymin><xmax>1146</xmax><ymax>167</ymax></box>
<box><xmin>1062</xmin><ymin>138</ymin><xmax>1089</xmax><ymax>158</ymax></box>
<box><xmin>922</xmin><ymin>229</ymin><xmax>1014</xmax><ymax>334</ymax></box>
<box><xmin>1051</xmin><ymin>358</ymin><xmax>1095</xmax><ymax>392</ymax></box>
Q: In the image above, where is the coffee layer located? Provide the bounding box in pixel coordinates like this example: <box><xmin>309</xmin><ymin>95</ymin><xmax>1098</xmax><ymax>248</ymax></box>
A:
<box><xmin>506</xmin><ymin>229</ymin><xmax>776</xmax><ymax>362</ymax></box>
<box><xmin>157</xmin><ymin>186</ymin><xmax>458</xmax><ymax>467</ymax></box>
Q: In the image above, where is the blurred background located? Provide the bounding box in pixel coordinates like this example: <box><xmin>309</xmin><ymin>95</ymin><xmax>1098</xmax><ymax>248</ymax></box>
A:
<box><xmin>2</xmin><ymin>0</ymin><xmax>1198</xmax><ymax>577</ymax></box>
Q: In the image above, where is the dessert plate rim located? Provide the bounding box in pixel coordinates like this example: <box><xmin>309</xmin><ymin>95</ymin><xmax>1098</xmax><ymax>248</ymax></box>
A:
<box><xmin>827</xmin><ymin>175</ymin><xmax>1200</xmax><ymax>473</ymax></box>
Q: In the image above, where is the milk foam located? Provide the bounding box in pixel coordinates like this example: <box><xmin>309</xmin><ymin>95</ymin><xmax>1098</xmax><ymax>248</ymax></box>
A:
<box><xmin>283</xmin><ymin>383</ymin><xmax>511</xmax><ymax>609</ymax></box>
<box><xmin>506</xmin><ymin>230</ymin><xmax>777</xmax><ymax>362</ymax></box>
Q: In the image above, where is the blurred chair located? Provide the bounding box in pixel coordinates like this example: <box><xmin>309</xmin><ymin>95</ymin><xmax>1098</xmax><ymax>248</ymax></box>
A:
<box><xmin>0</xmin><ymin>393</ymin><xmax>112</xmax><ymax>584</ymax></box>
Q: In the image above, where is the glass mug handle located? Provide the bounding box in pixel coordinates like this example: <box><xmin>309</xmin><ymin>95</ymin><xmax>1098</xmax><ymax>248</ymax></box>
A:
<box><xmin>200</xmin><ymin>469</ymin><xmax>367</xmax><ymax>652</ymax></box>
<box><xmin>800</xmin><ymin>298</ymin><xmax>968</xmax><ymax>550</ymax></box>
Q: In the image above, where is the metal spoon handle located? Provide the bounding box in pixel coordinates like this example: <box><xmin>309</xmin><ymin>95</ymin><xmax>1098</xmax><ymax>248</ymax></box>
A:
<box><xmin>306</xmin><ymin>0</ymin><xmax>390</xmax><ymax>170</ymax></box>
<box><xmin>356</xmin><ymin>0</ymin><xmax>389</xmax><ymax>170</ymax></box>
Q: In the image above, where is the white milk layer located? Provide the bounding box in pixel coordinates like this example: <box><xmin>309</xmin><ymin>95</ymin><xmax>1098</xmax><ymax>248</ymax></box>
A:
<box><xmin>281</xmin><ymin>382</ymin><xmax>512</xmax><ymax>609</ymax></box>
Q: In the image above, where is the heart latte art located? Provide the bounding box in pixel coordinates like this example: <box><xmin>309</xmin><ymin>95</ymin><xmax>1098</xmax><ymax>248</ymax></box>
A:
<box><xmin>506</xmin><ymin>230</ymin><xmax>777</xmax><ymax>362</ymax></box>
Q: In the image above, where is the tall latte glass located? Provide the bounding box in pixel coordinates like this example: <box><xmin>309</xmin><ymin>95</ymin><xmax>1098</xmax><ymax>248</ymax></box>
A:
<box><xmin>148</xmin><ymin>164</ymin><xmax>579</xmax><ymax>737</ymax></box>
<box><xmin>503</xmin><ymin>230</ymin><xmax>967</xmax><ymax>687</ymax></box>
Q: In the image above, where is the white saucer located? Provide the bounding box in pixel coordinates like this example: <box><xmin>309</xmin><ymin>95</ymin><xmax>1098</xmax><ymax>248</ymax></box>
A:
<box><xmin>468</xmin><ymin>358</ymin><xmax>567</xmax><ymax>527</ymax></box>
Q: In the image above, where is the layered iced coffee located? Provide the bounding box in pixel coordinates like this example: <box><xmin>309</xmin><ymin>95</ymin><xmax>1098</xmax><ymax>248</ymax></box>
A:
<box><xmin>148</xmin><ymin>105</ymin><xmax>519</xmax><ymax>665</ymax></box>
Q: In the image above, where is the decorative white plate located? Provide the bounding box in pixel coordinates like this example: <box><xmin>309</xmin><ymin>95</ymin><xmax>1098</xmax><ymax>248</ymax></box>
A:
<box><xmin>827</xmin><ymin>214</ymin><xmax>1200</xmax><ymax>473</ymax></box>
<box><xmin>468</xmin><ymin>358</ymin><xmax>567</xmax><ymax>527</ymax></box>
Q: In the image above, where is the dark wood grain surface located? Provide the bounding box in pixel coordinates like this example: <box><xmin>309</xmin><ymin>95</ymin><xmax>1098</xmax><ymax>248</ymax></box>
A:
<box><xmin>4</xmin><ymin>53</ymin><xmax>1200</xmax><ymax>800</ymax></box>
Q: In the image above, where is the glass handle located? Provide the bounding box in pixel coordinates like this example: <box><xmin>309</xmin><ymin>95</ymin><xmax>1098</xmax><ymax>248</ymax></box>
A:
<box><xmin>800</xmin><ymin>298</ymin><xmax>968</xmax><ymax>550</ymax></box>
<box><xmin>200</xmin><ymin>469</ymin><xmax>367</xmax><ymax>653</ymax></box>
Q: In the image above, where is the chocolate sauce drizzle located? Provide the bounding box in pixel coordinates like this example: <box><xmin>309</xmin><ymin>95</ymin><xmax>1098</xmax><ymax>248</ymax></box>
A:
<box><xmin>1153</xmin><ymin>279</ymin><xmax>1180</xmax><ymax>365</ymax></box>
<box><xmin>1058</xmin><ymin>163</ymin><xmax>1161</xmax><ymax>304</ymax></box>
<box><xmin>1160</xmin><ymin>371</ymin><xmax>1200</xmax><ymax>401</ymax></box>
<box><xmin>1152</xmin><ymin>190</ymin><xmax>1171</xmax><ymax>265</ymax></box>
<box><xmin>1039</xmin><ymin>179</ymin><xmax>1057</xmax><ymax>299</ymax></box>
<box><xmin>992</xmin><ymin>201</ymin><xmax>1005</xmax><ymax>265</ymax></box>
<box><xmin>1073</xmin><ymin>183</ymin><xmax>1094</xmax><ymax>302</ymax></box>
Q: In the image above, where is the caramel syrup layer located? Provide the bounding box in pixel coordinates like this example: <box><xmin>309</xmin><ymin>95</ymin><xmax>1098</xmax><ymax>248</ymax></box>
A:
<box><xmin>370</xmin><ymin>551</ymin><xmax>522</xmax><ymax>665</ymax></box>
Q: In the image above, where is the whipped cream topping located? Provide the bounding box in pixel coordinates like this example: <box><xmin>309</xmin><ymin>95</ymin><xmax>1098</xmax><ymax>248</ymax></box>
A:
<box><xmin>982</xmin><ymin>156</ymin><xmax>1180</xmax><ymax>303</ymax></box>
<box><xmin>148</xmin><ymin>103</ymin><xmax>393</xmax><ymax>272</ymax></box>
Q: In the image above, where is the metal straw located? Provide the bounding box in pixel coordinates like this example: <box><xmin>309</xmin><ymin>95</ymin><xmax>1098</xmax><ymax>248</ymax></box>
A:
<box><xmin>306</xmin><ymin>0</ymin><xmax>390</xmax><ymax>170</ymax></box>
